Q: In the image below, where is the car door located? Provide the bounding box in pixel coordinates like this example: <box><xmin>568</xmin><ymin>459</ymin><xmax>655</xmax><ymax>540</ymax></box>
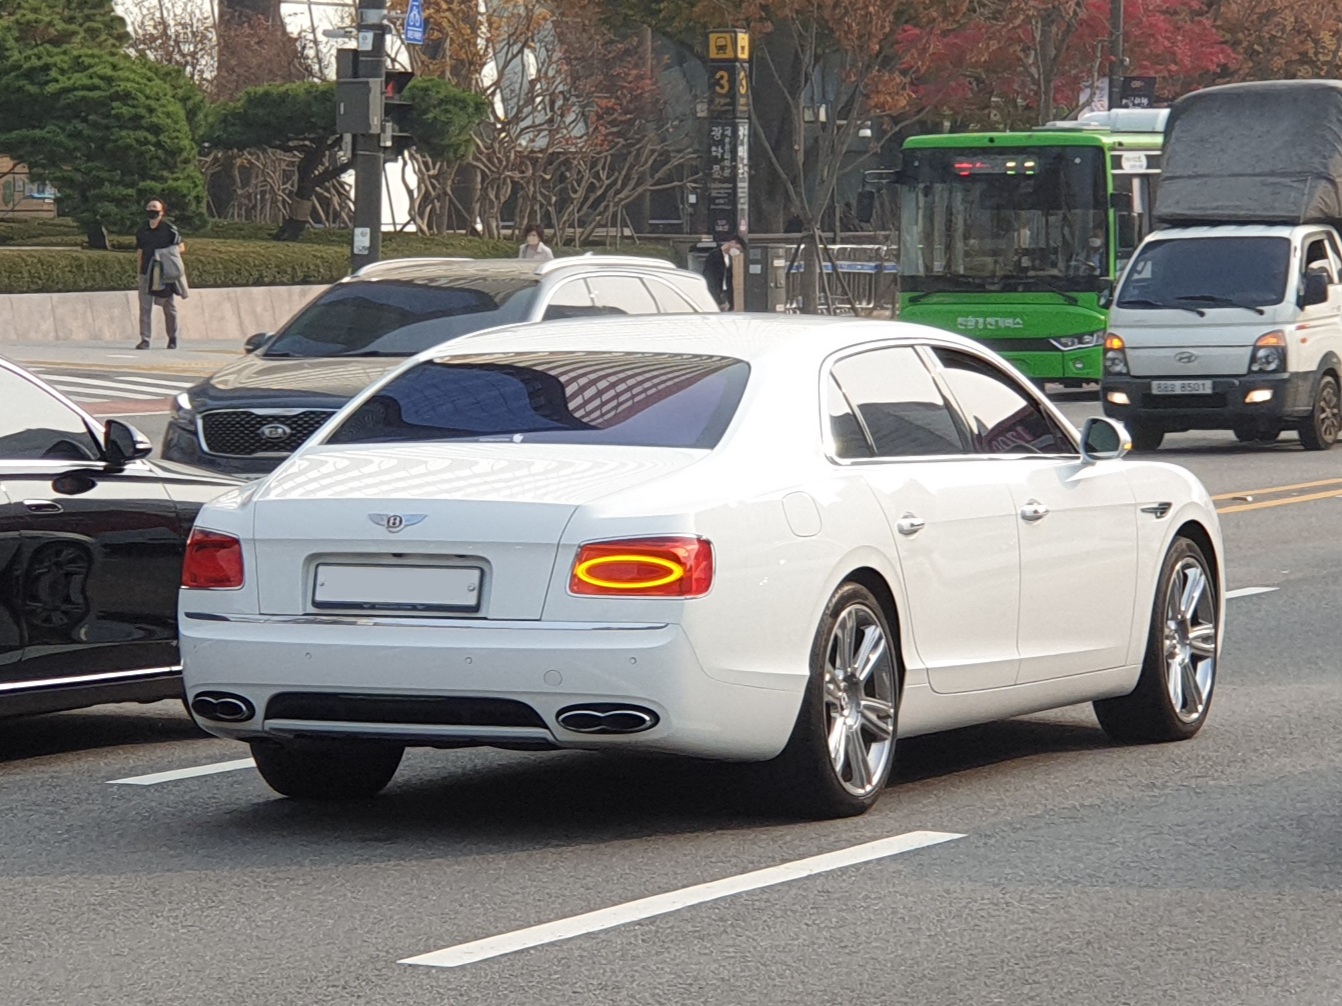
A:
<box><xmin>0</xmin><ymin>366</ymin><xmax>184</xmax><ymax>685</ymax></box>
<box><xmin>928</xmin><ymin>347</ymin><xmax>1139</xmax><ymax>681</ymax></box>
<box><xmin>828</xmin><ymin>346</ymin><xmax>1021</xmax><ymax>693</ymax></box>
<box><xmin>1299</xmin><ymin>233</ymin><xmax>1342</xmax><ymax>374</ymax></box>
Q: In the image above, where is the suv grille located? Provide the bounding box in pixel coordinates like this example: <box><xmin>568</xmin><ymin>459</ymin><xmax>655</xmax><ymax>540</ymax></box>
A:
<box><xmin>199</xmin><ymin>409</ymin><xmax>337</xmax><ymax>457</ymax></box>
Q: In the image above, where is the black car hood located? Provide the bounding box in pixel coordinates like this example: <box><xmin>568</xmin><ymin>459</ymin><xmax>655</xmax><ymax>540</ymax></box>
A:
<box><xmin>186</xmin><ymin>353</ymin><xmax>406</xmax><ymax>410</ymax></box>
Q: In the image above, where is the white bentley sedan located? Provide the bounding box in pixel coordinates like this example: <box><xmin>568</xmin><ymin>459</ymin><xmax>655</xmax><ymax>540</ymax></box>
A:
<box><xmin>180</xmin><ymin>315</ymin><xmax>1223</xmax><ymax>818</ymax></box>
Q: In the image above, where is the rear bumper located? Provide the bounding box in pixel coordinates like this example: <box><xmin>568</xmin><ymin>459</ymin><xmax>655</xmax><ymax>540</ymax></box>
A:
<box><xmin>179</xmin><ymin>614</ymin><xmax>804</xmax><ymax>762</ymax></box>
<box><xmin>1101</xmin><ymin>372</ymin><xmax>1309</xmax><ymax>429</ymax></box>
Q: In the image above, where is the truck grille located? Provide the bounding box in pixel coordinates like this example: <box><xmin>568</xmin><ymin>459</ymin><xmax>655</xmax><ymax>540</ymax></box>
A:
<box><xmin>198</xmin><ymin>409</ymin><xmax>337</xmax><ymax>457</ymax></box>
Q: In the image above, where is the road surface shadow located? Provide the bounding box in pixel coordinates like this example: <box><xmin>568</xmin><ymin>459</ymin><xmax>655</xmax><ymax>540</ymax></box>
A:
<box><xmin>0</xmin><ymin>701</ymin><xmax>208</xmax><ymax>764</ymax></box>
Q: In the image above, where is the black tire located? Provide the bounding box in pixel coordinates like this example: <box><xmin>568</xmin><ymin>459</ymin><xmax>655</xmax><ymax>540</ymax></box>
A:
<box><xmin>771</xmin><ymin>583</ymin><xmax>899</xmax><ymax>819</ymax></box>
<box><xmin>1128</xmin><ymin>422</ymin><xmax>1164</xmax><ymax>452</ymax></box>
<box><xmin>1234</xmin><ymin>423</ymin><xmax>1281</xmax><ymax>444</ymax></box>
<box><xmin>1094</xmin><ymin>537</ymin><xmax>1218</xmax><ymax>744</ymax></box>
<box><xmin>250</xmin><ymin>740</ymin><xmax>403</xmax><ymax>800</ymax></box>
<box><xmin>1299</xmin><ymin>373</ymin><xmax>1340</xmax><ymax>451</ymax></box>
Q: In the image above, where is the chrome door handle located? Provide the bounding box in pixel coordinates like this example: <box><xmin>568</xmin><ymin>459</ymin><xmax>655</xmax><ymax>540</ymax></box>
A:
<box><xmin>895</xmin><ymin>514</ymin><xmax>926</xmax><ymax>536</ymax></box>
<box><xmin>22</xmin><ymin>499</ymin><xmax>63</xmax><ymax>514</ymax></box>
<box><xmin>1019</xmin><ymin>501</ymin><xmax>1049</xmax><ymax>522</ymax></box>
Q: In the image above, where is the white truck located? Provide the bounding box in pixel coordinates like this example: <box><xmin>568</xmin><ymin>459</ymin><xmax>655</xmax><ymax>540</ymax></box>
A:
<box><xmin>1101</xmin><ymin>80</ymin><xmax>1342</xmax><ymax>450</ymax></box>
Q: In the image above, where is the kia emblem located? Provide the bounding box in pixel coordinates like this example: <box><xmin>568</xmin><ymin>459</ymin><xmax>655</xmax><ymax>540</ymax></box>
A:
<box><xmin>259</xmin><ymin>422</ymin><xmax>292</xmax><ymax>440</ymax></box>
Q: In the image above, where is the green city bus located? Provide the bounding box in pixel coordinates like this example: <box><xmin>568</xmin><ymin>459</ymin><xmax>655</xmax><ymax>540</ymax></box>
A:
<box><xmin>896</xmin><ymin>109</ymin><xmax>1166</xmax><ymax>384</ymax></box>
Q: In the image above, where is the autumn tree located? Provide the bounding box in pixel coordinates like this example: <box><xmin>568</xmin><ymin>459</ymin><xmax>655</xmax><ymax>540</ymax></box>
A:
<box><xmin>1208</xmin><ymin>0</ymin><xmax>1342</xmax><ymax>82</ymax></box>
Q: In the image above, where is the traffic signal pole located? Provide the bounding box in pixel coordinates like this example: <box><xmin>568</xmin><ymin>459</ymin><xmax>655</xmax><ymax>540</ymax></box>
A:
<box><xmin>351</xmin><ymin>0</ymin><xmax>387</xmax><ymax>272</ymax></box>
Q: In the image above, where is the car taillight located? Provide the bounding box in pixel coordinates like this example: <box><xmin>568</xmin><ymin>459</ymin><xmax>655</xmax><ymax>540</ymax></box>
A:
<box><xmin>569</xmin><ymin>537</ymin><xmax>713</xmax><ymax>598</ymax></box>
<box><xmin>182</xmin><ymin>529</ymin><xmax>244</xmax><ymax>589</ymax></box>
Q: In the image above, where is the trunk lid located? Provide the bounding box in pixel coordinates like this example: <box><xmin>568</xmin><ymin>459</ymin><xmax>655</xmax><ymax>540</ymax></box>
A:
<box><xmin>249</xmin><ymin>443</ymin><xmax>705</xmax><ymax>618</ymax></box>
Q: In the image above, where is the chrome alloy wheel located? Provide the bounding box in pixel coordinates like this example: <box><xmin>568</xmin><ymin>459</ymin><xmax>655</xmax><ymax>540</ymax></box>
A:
<box><xmin>1163</xmin><ymin>557</ymin><xmax>1217</xmax><ymax>723</ymax></box>
<box><xmin>822</xmin><ymin>604</ymin><xmax>897</xmax><ymax>797</ymax></box>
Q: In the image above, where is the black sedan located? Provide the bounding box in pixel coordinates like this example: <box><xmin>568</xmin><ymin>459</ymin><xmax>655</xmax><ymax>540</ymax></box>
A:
<box><xmin>0</xmin><ymin>358</ymin><xmax>238</xmax><ymax>717</ymax></box>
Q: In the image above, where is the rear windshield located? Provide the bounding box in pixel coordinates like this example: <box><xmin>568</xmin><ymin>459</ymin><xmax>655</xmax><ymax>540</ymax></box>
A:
<box><xmin>263</xmin><ymin>278</ymin><xmax>538</xmax><ymax>358</ymax></box>
<box><xmin>1117</xmin><ymin>236</ymin><xmax>1291</xmax><ymax>310</ymax></box>
<box><xmin>327</xmin><ymin>352</ymin><xmax>750</xmax><ymax>450</ymax></box>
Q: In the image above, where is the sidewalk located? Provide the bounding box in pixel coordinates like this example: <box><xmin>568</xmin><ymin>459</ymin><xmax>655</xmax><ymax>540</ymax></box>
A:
<box><xmin>1</xmin><ymin>339</ymin><xmax>243</xmax><ymax>375</ymax></box>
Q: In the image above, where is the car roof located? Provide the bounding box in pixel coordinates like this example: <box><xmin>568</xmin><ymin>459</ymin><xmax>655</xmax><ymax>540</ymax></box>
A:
<box><xmin>348</xmin><ymin>254</ymin><xmax>681</xmax><ymax>284</ymax></box>
<box><xmin>414</xmin><ymin>313</ymin><xmax>989</xmax><ymax>366</ymax></box>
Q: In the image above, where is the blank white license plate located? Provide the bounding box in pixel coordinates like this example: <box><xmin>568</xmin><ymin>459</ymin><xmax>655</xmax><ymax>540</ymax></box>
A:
<box><xmin>313</xmin><ymin>564</ymin><xmax>481</xmax><ymax>612</ymax></box>
<box><xmin>1151</xmin><ymin>380</ymin><xmax>1213</xmax><ymax>395</ymax></box>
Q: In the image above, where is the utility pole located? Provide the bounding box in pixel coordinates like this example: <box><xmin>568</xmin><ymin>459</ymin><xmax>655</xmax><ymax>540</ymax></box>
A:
<box><xmin>351</xmin><ymin>0</ymin><xmax>387</xmax><ymax>272</ymax></box>
<box><xmin>1108</xmin><ymin>0</ymin><xmax>1124</xmax><ymax>112</ymax></box>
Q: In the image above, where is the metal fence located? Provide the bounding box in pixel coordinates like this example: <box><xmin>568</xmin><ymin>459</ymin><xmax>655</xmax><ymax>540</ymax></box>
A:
<box><xmin>782</xmin><ymin>243</ymin><xmax>899</xmax><ymax>316</ymax></box>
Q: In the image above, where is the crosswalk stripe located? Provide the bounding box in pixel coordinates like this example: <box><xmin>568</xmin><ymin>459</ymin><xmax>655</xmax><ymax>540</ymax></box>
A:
<box><xmin>36</xmin><ymin>373</ymin><xmax>193</xmax><ymax>392</ymax></box>
<box><xmin>56</xmin><ymin>386</ymin><xmax>169</xmax><ymax>400</ymax></box>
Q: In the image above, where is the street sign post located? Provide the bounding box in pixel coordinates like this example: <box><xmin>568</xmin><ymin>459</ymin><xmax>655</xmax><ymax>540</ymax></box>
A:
<box><xmin>705</xmin><ymin>29</ymin><xmax>749</xmax><ymax>246</ymax></box>
<box><xmin>1119</xmin><ymin>76</ymin><xmax>1158</xmax><ymax>109</ymax></box>
<box><xmin>405</xmin><ymin>0</ymin><xmax>425</xmax><ymax>46</ymax></box>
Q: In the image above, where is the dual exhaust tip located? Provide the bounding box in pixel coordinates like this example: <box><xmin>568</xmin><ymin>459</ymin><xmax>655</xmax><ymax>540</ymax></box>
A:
<box><xmin>191</xmin><ymin>691</ymin><xmax>255</xmax><ymax>723</ymax></box>
<box><xmin>556</xmin><ymin>703</ymin><xmax>659</xmax><ymax>735</ymax></box>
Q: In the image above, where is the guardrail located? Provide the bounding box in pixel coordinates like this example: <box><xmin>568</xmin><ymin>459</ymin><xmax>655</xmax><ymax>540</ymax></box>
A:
<box><xmin>783</xmin><ymin>244</ymin><xmax>899</xmax><ymax>315</ymax></box>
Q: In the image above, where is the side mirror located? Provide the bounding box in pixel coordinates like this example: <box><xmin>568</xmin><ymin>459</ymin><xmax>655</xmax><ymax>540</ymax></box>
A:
<box><xmin>1081</xmin><ymin>417</ymin><xmax>1130</xmax><ymax>463</ymax></box>
<box><xmin>1301</xmin><ymin>270</ymin><xmax>1330</xmax><ymax>308</ymax></box>
<box><xmin>244</xmin><ymin>331</ymin><xmax>273</xmax><ymax>354</ymax></box>
<box><xmin>103</xmin><ymin>419</ymin><xmax>152</xmax><ymax>469</ymax></box>
<box><xmin>1097</xmin><ymin>278</ymin><xmax>1113</xmax><ymax>308</ymax></box>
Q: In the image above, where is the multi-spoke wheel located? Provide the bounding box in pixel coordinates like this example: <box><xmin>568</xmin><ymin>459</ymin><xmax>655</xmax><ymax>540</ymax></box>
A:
<box><xmin>773</xmin><ymin>582</ymin><xmax>899</xmax><ymax>818</ymax></box>
<box><xmin>1095</xmin><ymin>537</ymin><xmax>1219</xmax><ymax>744</ymax></box>
<box><xmin>1300</xmin><ymin>373</ymin><xmax>1340</xmax><ymax>451</ymax></box>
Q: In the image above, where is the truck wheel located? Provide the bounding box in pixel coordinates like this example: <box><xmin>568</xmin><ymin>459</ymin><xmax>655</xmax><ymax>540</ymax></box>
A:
<box><xmin>1128</xmin><ymin>422</ymin><xmax>1164</xmax><ymax>452</ymax></box>
<box><xmin>1300</xmin><ymin>373</ymin><xmax>1340</xmax><ymax>451</ymax></box>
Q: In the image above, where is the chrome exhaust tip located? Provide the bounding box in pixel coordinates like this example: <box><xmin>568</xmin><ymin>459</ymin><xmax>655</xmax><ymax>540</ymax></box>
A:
<box><xmin>556</xmin><ymin>704</ymin><xmax>659</xmax><ymax>735</ymax></box>
<box><xmin>191</xmin><ymin>692</ymin><xmax>256</xmax><ymax>723</ymax></box>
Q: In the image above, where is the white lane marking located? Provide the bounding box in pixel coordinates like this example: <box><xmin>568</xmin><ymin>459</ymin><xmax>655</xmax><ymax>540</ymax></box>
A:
<box><xmin>108</xmin><ymin>758</ymin><xmax>255</xmax><ymax>785</ymax></box>
<box><xmin>1226</xmin><ymin>586</ymin><xmax>1279</xmax><ymax>599</ymax></box>
<box><xmin>401</xmin><ymin>830</ymin><xmax>965</xmax><ymax>969</ymax></box>
<box><xmin>53</xmin><ymin>386</ymin><xmax>168</xmax><ymax>400</ymax></box>
<box><xmin>34</xmin><ymin>372</ymin><xmax>193</xmax><ymax>391</ymax></box>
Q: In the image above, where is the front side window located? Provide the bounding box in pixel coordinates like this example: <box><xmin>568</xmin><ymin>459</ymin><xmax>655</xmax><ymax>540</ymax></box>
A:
<box><xmin>646</xmin><ymin>279</ymin><xmax>698</xmax><ymax>313</ymax></box>
<box><xmin>328</xmin><ymin>352</ymin><xmax>749</xmax><ymax>450</ymax></box>
<box><xmin>541</xmin><ymin>280</ymin><xmax>599</xmax><ymax>321</ymax></box>
<box><xmin>932</xmin><ymin>349</ymin><xmax>1072</xmax><ymax>455</ymax></box>
<box><xmin>898</xmin><ymin>145</ymin><xmax>1109</xmax><ymax>292</ymax></box>
<box><xmin>1117</xmin><ymin>236</ymin><xmax>1291</xmax><ymax>310</ymax></box>
<box><xmin>263</xmin><ymin>278</ymin><xmax>539</xmax><ymax>358</ymax></box>
<box><xmin>830</xmin><ymin>347</ymin><xmax>966</xmax><ymax>457</ymax></box>
<box><xmin>0</xmin><ymin>369</ymin><xmax>100</xmax><ymax>461</ymax></box>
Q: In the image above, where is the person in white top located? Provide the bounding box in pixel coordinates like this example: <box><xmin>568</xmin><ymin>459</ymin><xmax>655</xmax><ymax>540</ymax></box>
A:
<box><xmin>518</xmin><ymin>224</ymin><xmax>555</xmax><ymax>261</ymax></box>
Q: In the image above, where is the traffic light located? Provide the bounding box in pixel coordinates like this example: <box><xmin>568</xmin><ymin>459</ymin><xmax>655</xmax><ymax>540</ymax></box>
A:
<box><xmin>382</xmin><ymin>70</ymin><xmax>415</xmax><ymax>159</ymax></box>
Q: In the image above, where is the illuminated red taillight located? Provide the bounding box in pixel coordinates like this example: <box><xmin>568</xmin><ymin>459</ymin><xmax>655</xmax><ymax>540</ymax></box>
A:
<box><xmin>569</xmin><ymin>537</ymin><xmax>713</xmax><ymax>598</ymax></box>
<box><xmin>182</xmin><ymin>529</ymin><xmax>244</xmax><ymax>589</ymax></box>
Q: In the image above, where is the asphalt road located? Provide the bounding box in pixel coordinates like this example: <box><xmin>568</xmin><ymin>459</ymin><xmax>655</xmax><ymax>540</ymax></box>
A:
<box><xmin>5</xmin><ymin>383</ymin><xmax>1342</xmax><ymax>1004</ymax></box>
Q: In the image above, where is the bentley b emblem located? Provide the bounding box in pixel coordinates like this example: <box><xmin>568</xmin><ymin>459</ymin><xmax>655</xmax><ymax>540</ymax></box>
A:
<box><xmin>369</xmin><ymin>513</ymin><xmax>427</xmax><ymax>533</ymax></box>
<box><xmin>259</xmin><ymin>422</ymin><xmax>292</xmax><ymax>440</ymax></box>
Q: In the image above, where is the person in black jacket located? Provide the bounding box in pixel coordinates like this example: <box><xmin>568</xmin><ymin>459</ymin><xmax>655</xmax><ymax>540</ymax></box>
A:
<box><xmin>134</xmin><ymin>197</ymin><xmax>184</xmax><ymax>349</ymax></box>
<box><xmin>702</xmin><ymin>235</ymin><xmax>746</xmax><ymax>311</ymax></box>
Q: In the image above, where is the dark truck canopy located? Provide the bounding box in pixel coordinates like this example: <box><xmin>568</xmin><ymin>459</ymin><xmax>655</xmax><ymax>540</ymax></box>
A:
<box><xmin>1155</xmin><ymin>79</ymin><xmax>1342</xmax><ymax>227</ymax></box>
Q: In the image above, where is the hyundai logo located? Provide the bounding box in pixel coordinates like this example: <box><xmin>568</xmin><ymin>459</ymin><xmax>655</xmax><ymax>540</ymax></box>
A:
<box><xmin>259</xmin><ymin>422</ymin><xmax>292</xmax><ymax>440</ymax></box>
<box><xmin>1174</xmin><ymin>351</ymin><xmax>1199</xmax><ymax>364</ymax></box>
<box><xmin>369</xmin><ymin>513</ymin><xmax>427</xmax><ymax>533</ymax></box>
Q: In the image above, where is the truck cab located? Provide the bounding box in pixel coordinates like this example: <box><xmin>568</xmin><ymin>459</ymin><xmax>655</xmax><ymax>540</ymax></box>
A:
<box><xmin>1101</xmin><ymin>223</ymin><xmax>1342</xmax><ymax>450</ymax></box>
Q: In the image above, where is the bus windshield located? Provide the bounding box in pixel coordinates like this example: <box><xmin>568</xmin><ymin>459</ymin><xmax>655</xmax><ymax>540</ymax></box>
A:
<box><xmin>899</xmin><ymin>146</ymin><xmax>1109</xmax><ymax>293</ymax></box>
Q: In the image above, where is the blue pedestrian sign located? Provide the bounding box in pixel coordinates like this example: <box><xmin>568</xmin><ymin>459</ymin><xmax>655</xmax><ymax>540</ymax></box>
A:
<box><xmin>405</xmin><ymin>0</ymin><xmax>425</xmax><ymax>45</ymax></box>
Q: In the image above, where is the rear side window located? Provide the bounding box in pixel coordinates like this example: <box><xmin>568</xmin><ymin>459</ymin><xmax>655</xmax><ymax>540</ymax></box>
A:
<box><xmin>264</xmin><ymin>278</ymin><xmax>539</xmax><ymax>358</ymax></box>
<box><xmin>830</xmin><ymin>347</ymin><xmax>966</xmax><ymax>457</ymax></box>
<box><xmin>588</xmin><ymin>275</ymin><xmax>658</xmax><ymax>315</ymax></box>
<box><xmin>328</xmin><ymin>352</ymin><xmax>749</xmax><ymax>450</ymax></box>
<box><xmin>646</xmin><ymin>279</ymin><xmax>699</xmax><ymax>313</ymax></box>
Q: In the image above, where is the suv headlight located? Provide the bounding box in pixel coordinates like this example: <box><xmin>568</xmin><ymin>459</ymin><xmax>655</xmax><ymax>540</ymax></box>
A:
<box><xmin>170</xmin><ymin>391</ymin><xmax>196</xmax><ymax>422</ymax></box>
<box><xmin>1249</xmin><ymin>330</ymin><xmax>1286</xmax><ymax>373</ymax></box>
<box><xmin>1103</xmin><ymin>333</ymin><xmax>1129</xmax><ymax>376</ymax></box>
<box><xmin>1050</xmin><ymin>331</ymin><xmax>1105</xmax><ymax>351</ymax></box>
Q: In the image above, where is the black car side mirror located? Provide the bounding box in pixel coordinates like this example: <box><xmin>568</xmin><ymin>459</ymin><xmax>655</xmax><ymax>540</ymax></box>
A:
<box><xmin>244</xmin><ymin>331</ymin><xmax>273</xmax><ymax>354</ymax></box>
<box><xmin>1301</xmin><ymin>270</ymin><xmax>1330</xmax><ymax>308</ymax></box>
<box><xmin>103</xmin><ymin>419</ymin><xmax>153</xmax><ymax>469</ymax></box>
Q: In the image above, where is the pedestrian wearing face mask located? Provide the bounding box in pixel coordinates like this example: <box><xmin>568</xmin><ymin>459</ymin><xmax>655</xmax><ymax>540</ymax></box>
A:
<box><xmin>135</xmin><ymin>198</ymin><xmax>186</xmax><ymax>349</ymax></box>
<box><xmin>518</xmin><ymin>224</ymin><xmax>554</xmax><ymax>262</ymax></box>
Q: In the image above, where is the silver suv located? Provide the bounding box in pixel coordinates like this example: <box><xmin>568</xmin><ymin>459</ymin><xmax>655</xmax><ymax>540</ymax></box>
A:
<box><xmin>162</xmin><ymin>256</ymin><xmax>721</xmax><ymax>475</ymax></box>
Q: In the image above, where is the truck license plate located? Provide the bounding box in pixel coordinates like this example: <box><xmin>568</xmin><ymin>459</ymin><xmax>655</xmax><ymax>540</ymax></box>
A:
<box><xmin>1151</xmin><ymin>380</ymin><xmax>1212</xmax><ymax>395</ymax></box>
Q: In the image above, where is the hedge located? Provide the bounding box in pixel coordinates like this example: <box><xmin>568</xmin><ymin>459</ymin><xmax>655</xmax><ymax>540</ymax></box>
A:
<box><xmin>0</xmin><ymin>233</ymin><xmax>681</xmax><ymax>294</ymax></box>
